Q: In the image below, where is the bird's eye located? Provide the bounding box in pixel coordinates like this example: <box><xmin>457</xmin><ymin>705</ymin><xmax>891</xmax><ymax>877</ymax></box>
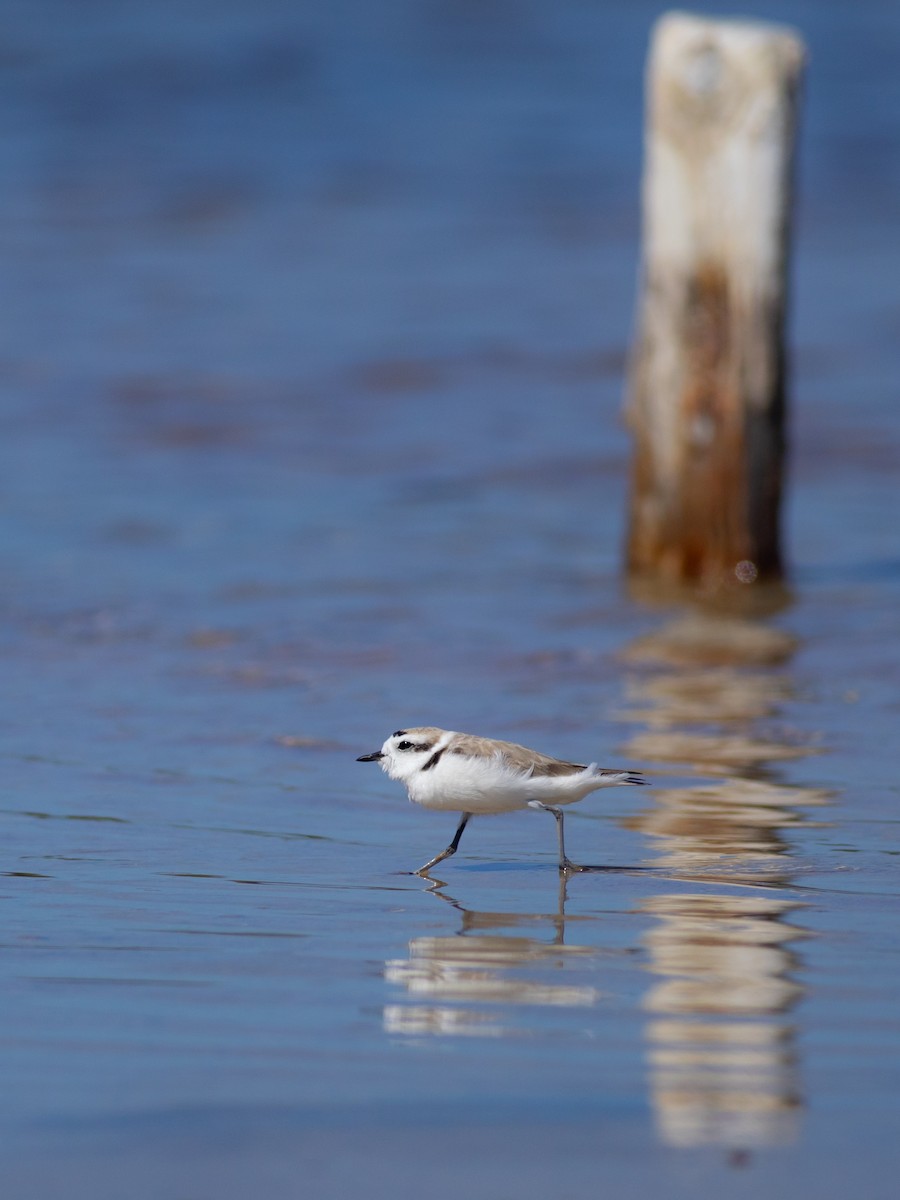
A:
<box><xmin>397</xmin><ymin>740</ymin><xmax>413</xmax><ymax>751</ymax></box>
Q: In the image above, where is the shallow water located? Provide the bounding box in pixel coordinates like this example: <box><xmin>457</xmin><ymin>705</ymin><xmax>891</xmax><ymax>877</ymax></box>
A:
<box><xmin>2</xmin><ymin>2</ymin><xmax>900</xmax><ymax>1197</ymax></box>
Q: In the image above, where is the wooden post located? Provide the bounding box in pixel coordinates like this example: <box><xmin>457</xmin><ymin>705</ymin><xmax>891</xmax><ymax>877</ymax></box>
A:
<box><xmin>626</xmin><ymin>13</ymin><xmax>805</xmax><ymax>588</ymax></box>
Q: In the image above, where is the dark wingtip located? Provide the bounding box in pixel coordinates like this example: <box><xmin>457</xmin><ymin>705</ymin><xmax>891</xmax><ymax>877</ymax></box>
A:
<box><xmin>627</xmin><ymin>774</ymin><xmax>646</xmax><ymax>785</ymax></box>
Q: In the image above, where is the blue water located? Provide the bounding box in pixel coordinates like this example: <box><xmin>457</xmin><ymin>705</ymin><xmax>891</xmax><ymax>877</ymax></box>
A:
<box><xmin>2</xmin><ymin>2</ymin><xmax>899</xmax><ymax>1196</ymax></box>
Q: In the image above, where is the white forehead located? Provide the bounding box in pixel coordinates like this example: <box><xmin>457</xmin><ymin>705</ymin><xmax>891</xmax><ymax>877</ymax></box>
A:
<box><xmin>383</xmin><ymin>727</ymin><xmax>445</xmax><ymax>751</ymax></box>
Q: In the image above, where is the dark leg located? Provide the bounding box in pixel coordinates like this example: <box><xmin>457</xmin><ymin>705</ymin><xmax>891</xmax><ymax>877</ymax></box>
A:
<box><xmin>528</xmin><ymin>801</ymin><xmax>584</xmax><ymax>873</ymax></box>
<box><xmin>415</xmin><ymin>813</ymin><xmax>471</xmax><ymax>875</ymax></box>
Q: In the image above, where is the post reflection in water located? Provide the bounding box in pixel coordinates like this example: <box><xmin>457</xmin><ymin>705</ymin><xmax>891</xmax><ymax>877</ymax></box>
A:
<box><xmin>384</xmin><ymin>880</ymin><xmax>600</xmax><ymax>1038</ymax></box>
<box><xmin>641</xmin><ymin>892</ymin><xmax>805</xmax><ymax>1149</ymax></box>
<box><xmin>620</xmin><ymin>610</ymin><xmax>826</xmax><ymax>1152</ymax></box>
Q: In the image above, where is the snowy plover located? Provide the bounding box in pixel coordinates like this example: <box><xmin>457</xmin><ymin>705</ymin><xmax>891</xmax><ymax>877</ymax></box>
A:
<box><xmin>357</xmin><ymin>727</ymin><xmax>645</xmax><ymax>874</ymax></box>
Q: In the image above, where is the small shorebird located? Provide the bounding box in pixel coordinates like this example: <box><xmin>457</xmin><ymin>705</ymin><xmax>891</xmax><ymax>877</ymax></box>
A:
<box><xmin>357</xmin><ymin>727</ymin><xmax>644</xmax><ymax>874</ymax></box>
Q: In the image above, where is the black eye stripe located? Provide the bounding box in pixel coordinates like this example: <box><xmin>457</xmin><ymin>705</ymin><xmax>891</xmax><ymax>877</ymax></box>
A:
<box><xmin>396</xmin><ymin>740</ymin><xmax>432</xmax><ymax>753</ymax></box>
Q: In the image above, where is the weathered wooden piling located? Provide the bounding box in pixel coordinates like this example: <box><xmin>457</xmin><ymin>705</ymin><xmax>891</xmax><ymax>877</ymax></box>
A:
<box><xmin>625</xmin><ymin>13</ymin><xmax>805</xmax><ymax>588</ymax></box>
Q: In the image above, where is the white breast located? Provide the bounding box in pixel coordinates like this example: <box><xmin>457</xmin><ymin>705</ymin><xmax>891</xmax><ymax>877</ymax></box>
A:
<box><xmin>406</xmin><ymin>751</ymin><xmax>608</xmax><ymax>815</ymax></box>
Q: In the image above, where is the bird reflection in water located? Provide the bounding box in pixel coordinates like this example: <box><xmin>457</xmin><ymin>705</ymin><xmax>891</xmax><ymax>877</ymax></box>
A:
<box><xmin>619</xmin><ymin>609</ymin><xmax>828</xmax><ymax>1152</ymax></box>
<box><xmin>384</xmin><ymin>878</ymin><xmax>600</xmax><ymax>1037</ymax></box>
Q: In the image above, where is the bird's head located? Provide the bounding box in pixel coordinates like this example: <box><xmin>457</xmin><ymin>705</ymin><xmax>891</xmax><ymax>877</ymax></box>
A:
<box><xmin>357</xmin><ymin>727</ymin><xmax>448</xmax><ymax>782</ymax></box>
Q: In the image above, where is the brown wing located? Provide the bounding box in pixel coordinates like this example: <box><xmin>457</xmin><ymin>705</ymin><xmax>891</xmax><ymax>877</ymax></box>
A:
<box><xmin>449</xmin><ymin>733</ymin><xmax>586</xmax><ymax>777</ymax></box>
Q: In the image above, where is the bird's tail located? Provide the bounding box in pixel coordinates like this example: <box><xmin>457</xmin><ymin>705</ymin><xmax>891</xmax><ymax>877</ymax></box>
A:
<box><xmin>588</xmin><ymin>765</ymin><xmax>646</xmax><ymax>786</ymax></box>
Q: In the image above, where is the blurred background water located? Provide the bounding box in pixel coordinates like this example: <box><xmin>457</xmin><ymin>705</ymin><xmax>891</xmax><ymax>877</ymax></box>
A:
<box><xmin>1</xmin><ymin>1</ymin><xmax>899</xmax><ymax>1197</ymax></box>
